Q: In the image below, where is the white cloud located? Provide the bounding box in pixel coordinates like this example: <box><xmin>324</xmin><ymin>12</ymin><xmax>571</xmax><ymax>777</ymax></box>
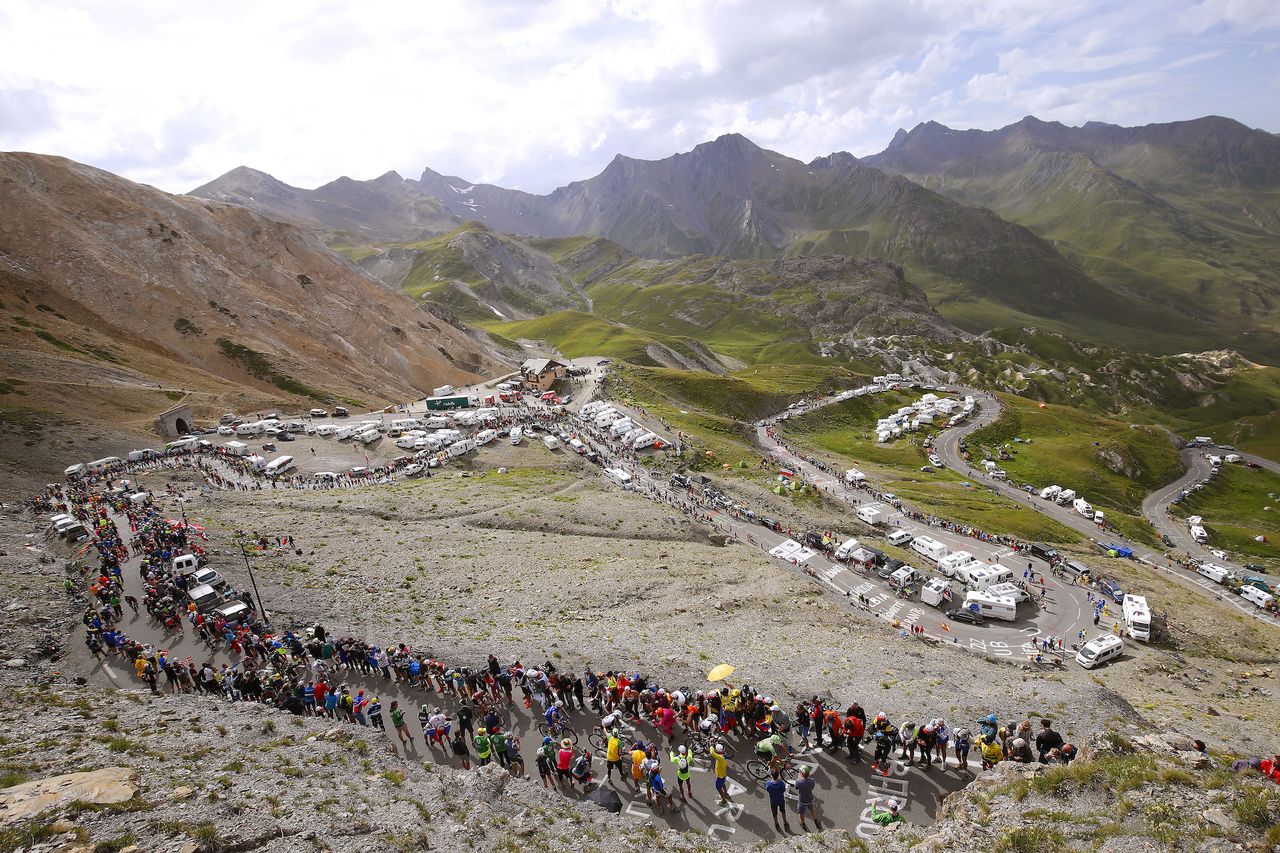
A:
<box><xmin>0</xmin><ymin>0</ymin><xmax>1275</xmax><ymax>193</ymax></box>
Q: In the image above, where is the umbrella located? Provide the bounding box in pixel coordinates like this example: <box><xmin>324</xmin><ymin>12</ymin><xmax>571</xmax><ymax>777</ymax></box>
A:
<box><xmin>586</xmin><ymin>785</ymin><xmax>622</xmax><ymax>813</ymax></box>
<box><xmin>707</xmin><ymin>663</ymin><xmax>736</xmax><ymax>682</ymax></box>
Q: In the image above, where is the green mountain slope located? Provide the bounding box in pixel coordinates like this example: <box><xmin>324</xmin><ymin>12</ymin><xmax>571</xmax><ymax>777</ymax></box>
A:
<box><xmin>865</xmin><ymin>116</ymin><xmax>1280</xmax><ymax>361</ymax></box>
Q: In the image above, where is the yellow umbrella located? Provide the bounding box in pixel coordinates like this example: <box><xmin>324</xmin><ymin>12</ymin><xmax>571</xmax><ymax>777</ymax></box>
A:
<box><xmin>707</xmin><ymin>664</ymin><xmax>736</xmax><ymax>682</ymax></box>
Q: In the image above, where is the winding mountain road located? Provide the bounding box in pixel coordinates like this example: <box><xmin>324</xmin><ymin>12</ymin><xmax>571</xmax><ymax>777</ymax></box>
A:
<box><xmin>775</xmin><ymin>385</ymin><xmax>1279</xmax><ymax>628</ymax></box>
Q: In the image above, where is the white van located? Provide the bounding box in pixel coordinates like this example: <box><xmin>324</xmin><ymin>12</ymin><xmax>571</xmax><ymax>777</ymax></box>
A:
<box><xmin>834</xmin><ymin>538</ymin><xmax>862</xmax><ymax>561</ymax></box>
<box><xmin>475</xmin><ymin>429</ymin><xmax>497</xmax><ymax>446</ymax></box>
<box><xmin>173</xmin><ymin>554</ymin><xmax>200</xmax><ymax>575</ymax></box>
<box><xmin>886</xmin><ymin>529</ymin><xmax>914</xmax><ymax>547</ymax></box>
<box><xmin>1122</xmin><ymin>594</ymin><xmax>1151</xmax><ymax>641</ymax></box>
<box><xmin>264</xmin><ymin>455</ymin><xmax>295</xmax><ymax>477</ymax></box>
<box><xmin>1239</xmin><ymin>585</ymin><xmax>1275</xmax><ymax>609</ymax></box>
<box><xmin>1075</xmin><ymin>634</ymin><xmax>1124</xmax><ymax>669</ymax></box>
<box><xmin>605</xmin><ymin>468</ymin><xmax>634</xmax><ymax>490</ymax></box>
<box><xmin>1072</xmin><ymin>498</ymin><xmax>1094</xmax><ymax>519</ymax></box>
<box><xmin>65</xmin><ymin>463</ymin><xmax>86</xmax><ymax>479</ymax></box>
<box><xmin>962</xmin><ymin>590</ymin><xmax>1017</xmax><ymax>622</ymax></box>
<box><xmin>1039</xmin><ymin>485</ymin><xmax>1061</xmax><ymax>500</ymax></box>
<box><xmin>543</xmin><ymin>435</ymin><xmax>561</xmax><ymax>451</ymax></box>
<box><xmin>569</xmin><ymin>438</ymin><xmax>586</xmax><ymax>454</ymax></box>
<box><xmin>510</xmin><ymin>427</ymin><xmax>524</xmax><ymax>445</ymax></box>
<box><xmin>911</xmin><ymin>536</ymin><xmax>948</xmax><ymax>563</ymax></box>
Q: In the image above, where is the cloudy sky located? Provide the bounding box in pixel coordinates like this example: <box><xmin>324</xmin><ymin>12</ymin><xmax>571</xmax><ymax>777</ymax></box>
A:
<box><xmin>2</xmin><ymin>0</ymin><xmax>1277</xmax><ymax>193</ymax></box>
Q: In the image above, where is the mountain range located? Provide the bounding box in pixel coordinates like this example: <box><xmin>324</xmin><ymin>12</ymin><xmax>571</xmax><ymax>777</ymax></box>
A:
<box><xmin>192</xmin><ymin>116</ymin><xmax>1280</xmax><ymax>363</ymax></box>
<box><xmin>0</xmin><ymin>153</ymin><xmax>505</xmax><ymax>426</ymax></box>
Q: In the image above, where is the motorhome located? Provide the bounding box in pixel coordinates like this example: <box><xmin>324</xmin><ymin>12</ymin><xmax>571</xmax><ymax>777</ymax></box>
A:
<box><xmin>453</xmin><ymin>412</ymin><xmax>478</xmax><ymax>427</ymax></box>
<box><xmin>888</xmin><ymin>566</ymin><xmax>920</xmax><ymax>590</ymax></box>
<box><xmin>448</xmin><ymin>439</ymin><xmax>477</xmax><ymax>458</ymax></box>
<box><xmin>87</xmin><ymin>456</ymin><xmax>123</xmax><ymax>473</ymax></box>
<box><xmin>856</xmin><ymin>506</ymin><xmax>884</xmax><ymax>526</ymax></box>
<box><xmin>433</xmin><ymin>385</ymin><xmax>455</xmax><ymax>398</ymax></box>
<box><xmin>1224</xmin><ymin>453</ymin><xmax>1242</xmax><ymax>464</ymax></box>
<box><xmin>314</xmin><ymin>424</ymin><xmax>338</xmax><ymax>437</ymax></box>
<box><xmin>886</xmin><ymin>529</ymin><xmax>913</xmax><ymax>547</ymax></box>
<box><xmin>1239</xmin><ymin>585</ymin><xmax>1275</xmax><ymax>609</ymax></box>
<box><xmin>126</xmin><ymin>449</ymin><xmax>154</xmax><ymax>462</ymax></box>
<box><xmin>244</xmin><ymin>454</ymin><xmax>268</xmax><ymax>472</ymax></box>
<box><xmin>357</xmin><ymin>429</ymin><xmax>381</xmax><ymax>445</ymax></box>
<box><xmin>910</xmin><ymin>535</ymin><xmax>948</xmax><ymax>563</ymax></box>
<box><xmin>966</xmin><ymin>566</ymin><xmax>1014</xmax><ymax>591</ymax></box>
<box><xmin>938</xmin><ymin>551</ymin><xmax>977</xmax><ymax>578</ymax></box>
<box><xmin>395</xmin><ymin>434</ymin><xmax>420</xmax><ymax>450</ymax></box>
<box><xmin>1122</xmin><ymin>594</ymin><xmax>1151</xmax><ymax>642</ymax></box>
<box><xmin>235</xmin><ymin>421</ymin><xmax>264</xmax><ymax>437</ymax></box>
<box><xmin>510</xmin><ymin>427</ymin><xmax>523</xmax><ymax>445</ymax></box>
<box><xmin>1190</xmin><ymin>525</ymin><xmax>1209</xmax><ymax>544</ymax></box>
<box><xmin>1198</xmin><ymin>563</ymin><xmax>1230</xmax><ymax>584</ymax></box>
<box><xmin>568</xmin><ymin>438</ymin><xmax>586</xmax><ymax>454</ymax></box>
<box><xmin>610</xmin><ymin>418</ymin><xmax>635</xmax><ymax>438</ymax></box>
<box><xmin>64</xmin><ymin>463</ymin><xmax>87</xmax><ymax>479</ymax></box>
<box><xmin>631</xmin><ymin>432</ymin><xmax>662</xmax><ymax>450</ymax></box>
<box><xmin>222</xmin><ymin>440</ymin><xmax>248</xmax><ymax>456</ymax></box>
<box><xmin>1075</xmin><ymin>634</ymin><xmax>1123</xmax><ymax>669</ymax></box>
<box><xmin>605</xmin><ymin>468</ymin><xmax>634</xmax><ymax>490</ymax></box>
<box><xmin>962</xmin><ymin>590</ymin><xmax>1017</xmax><ymax>622</ymax></box>
<box><xmin>1055</xmin><ymin>489</ymin><xmax>1076</xmax><ymax>505</ymax></box>
<box><xmin>475</xmin><ymin>429</ymin><xmax>497</xmax><ymax>446</ymax></box>
<box><xmin>985</xmin><ymin>582</ymin><xmax>1028</xmax><ymax>602</ymax></box>
<box><xmin>423</xmin><ymin>416</ymin><xmax>450</xmax><ymax>429</ymax></box>
<box><xmin>543</xmin><ymin>435</ymin><xmax>561</xmax><ymax>450</ymax></box>
<box><xmin>336</xmin><ymin>425</ymin><xmax>360</xmax><ymax>440</ymax></box>
<box><xmin>921</xmin><ymin>578</ymin><xmax>952</xmax><ymax>608</ymax></box>
<box><xmin>264</xmin><ymin>455</ymin><xmax>295</xmax><ymax>477</ymax></box>
<box><xmin>1072</xmin><ymin>498</ymin><xmax>1094</xmax><ymax>519</ymax></box>
<box><xmin>844</xmin><ymin>469</ymin><xmax>867</xmax><ymax>485</ymax></box>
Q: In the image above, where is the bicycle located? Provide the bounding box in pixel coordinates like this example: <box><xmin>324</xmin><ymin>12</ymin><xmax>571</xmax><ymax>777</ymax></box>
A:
<box><xmin>686</xmin><ymin>731</ymin><xmax>735</xmax><ymax>761</ymax></box>
<box><xmin>745</xmin><ymin>753</ymin><xmax>795</xmax><ymax>781</ymax></box>
<box><xmin>537</xmin><ymin>720</ymin><xmax>579</xmax><ymax>744</ymax></box>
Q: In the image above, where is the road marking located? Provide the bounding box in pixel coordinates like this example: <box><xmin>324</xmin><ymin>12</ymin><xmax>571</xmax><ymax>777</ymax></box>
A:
<box><xmin>625</xmin><ymin>800</ymin><xmax>651</xmax><ymax>818</ymax></box>
<box><xmin>708</xmin><ymin>825</ymin><xmax>737</xmax><ymax>839</ymax></box>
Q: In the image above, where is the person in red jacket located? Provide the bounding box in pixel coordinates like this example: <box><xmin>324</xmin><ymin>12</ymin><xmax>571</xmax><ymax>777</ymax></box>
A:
<box><xmin>1261</xmin><ymin>754</ymin><xmax>1280</xmax><ymax>785</ymax></box>
<box><xmin>843</xmin><ymin>712</ymin><xmax>865</xmax><ymax>762</ymax></box>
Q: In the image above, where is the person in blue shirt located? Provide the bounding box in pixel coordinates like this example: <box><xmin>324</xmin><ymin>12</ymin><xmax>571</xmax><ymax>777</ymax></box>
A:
<box><xmin>765</xmin><ymin>770</ymin><xmax>791</xmax><ymax>832</ymax></box>
<box><xmin>650</xmin><ymin>767</ymin><xmax>675</xmax><ymax>814</ymax></box>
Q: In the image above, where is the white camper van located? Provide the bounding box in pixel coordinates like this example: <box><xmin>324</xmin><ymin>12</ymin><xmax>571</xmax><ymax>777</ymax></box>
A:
<box><xmin>1039</xmin><ymin>485</ymin><xmax>1061</xmax><ymax>500</ymax></box>
<box><xmin>910</xmin><ymin>536</ymin><xmax>948</xmax><ymax>563</ymax></box>
<box><xmin>64</xmin><ymin>463</ymin><xmax>87</xmax><ymax>479</ymax></box>
<box><xmin>1075</xmin><ymin>634</ymin><xmax>1123</xmax><ymax>669</ymax></box>
<box><xmin>962</xmin><ymin>590</ymin><xmax>1017</xmax><ymax>622</ymax></box>
<box><xmin>921</xmin><ymin>578</ymin><xmax>952</xmax><ymax>608</ymax></box>
<box><xmin>857</xmin><ymin>506</ymin><xmax>884</xmax><ymax>526</ymax></box>
<box><xmin>844</xmin><ymin>469</ymin><xmax>867</xmax><ymax>485</ymax></box>
<box><xmin>1198</xmin><ymin>563</ymin><xmax>1230</xmax><ymax>584</ymax></box>
<box><xmin>937</xmin><ymin>551</ymin><xmax>976</xmax><ymax>578</ymax></box>
<box><xmin>510</xmin><ymin>427</ymin><xmax>523</xmax><ymax>445</ymax></box>
<box><xmin>543</xmin><ymin>435</ymin><xmax>561</xmax><ymax>450</ymax></box>
<box><xmin>1122</xmin><ymin>594</ymin><xmax>1151</xmax><ymax>641</ymax></box>
<box><xmin>1055</xmin><ymin>489</ymin><xmax>1076</xmax><ymax>505</ymax></box>
<box><xmin>1072</xmin><ymin>498</ymin><xmax>1094</xmax><ymax>519</ymax></box>
<box><xmin>475</xmin><ymin>429</ymin><xmax>497</xmax><ymax>446</ymax></box>
<box><xmin>264</xmin><ymin>455</ymin><xmax>295</xmax><ymax>477</ymax></box>
<box><xmin>1239</xmin><ymin>585</ymin><xmax>1275</xmax><ymax>609</ymax></box>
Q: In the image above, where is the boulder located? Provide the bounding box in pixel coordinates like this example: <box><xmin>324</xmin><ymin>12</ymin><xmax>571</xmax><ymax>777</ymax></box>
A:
<box><xmin>0</xmin><ymin>767</ymin><xmax>138</xmax><ymax>825</ymax></box>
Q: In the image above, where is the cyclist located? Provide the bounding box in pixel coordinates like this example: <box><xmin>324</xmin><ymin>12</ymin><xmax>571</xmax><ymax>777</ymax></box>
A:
<box><xmin>755</xmin><ymin>732</ymin><xmax>791</xmax><ymax>774</ymax></box>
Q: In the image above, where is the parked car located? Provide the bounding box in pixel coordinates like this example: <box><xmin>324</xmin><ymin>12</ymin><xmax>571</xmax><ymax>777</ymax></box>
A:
<box><xmin>946</xmin><ymin>609</ymin><xmax>986</xmax><ymax>626</ymax></box>
<box><xmin>262</xmin><ymin>443</ymin><xmax>277</xmax><ymax>453</ymax></box>
<box><xmin>276</xmin><ymin>431</ymin><xmax>295</xmax><ymax>442</ymax></box>
<box><xmin>310</xmin><ymin>408</ymin><xmax>328</xmax><ymax>417</ymax></box>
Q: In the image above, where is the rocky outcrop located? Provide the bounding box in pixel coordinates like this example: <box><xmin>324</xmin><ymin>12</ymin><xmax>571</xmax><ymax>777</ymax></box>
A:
<box><xmin>0</xmin><ymin>768</ymin><xmax>138</xmax><ymax>824</ymax></box>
